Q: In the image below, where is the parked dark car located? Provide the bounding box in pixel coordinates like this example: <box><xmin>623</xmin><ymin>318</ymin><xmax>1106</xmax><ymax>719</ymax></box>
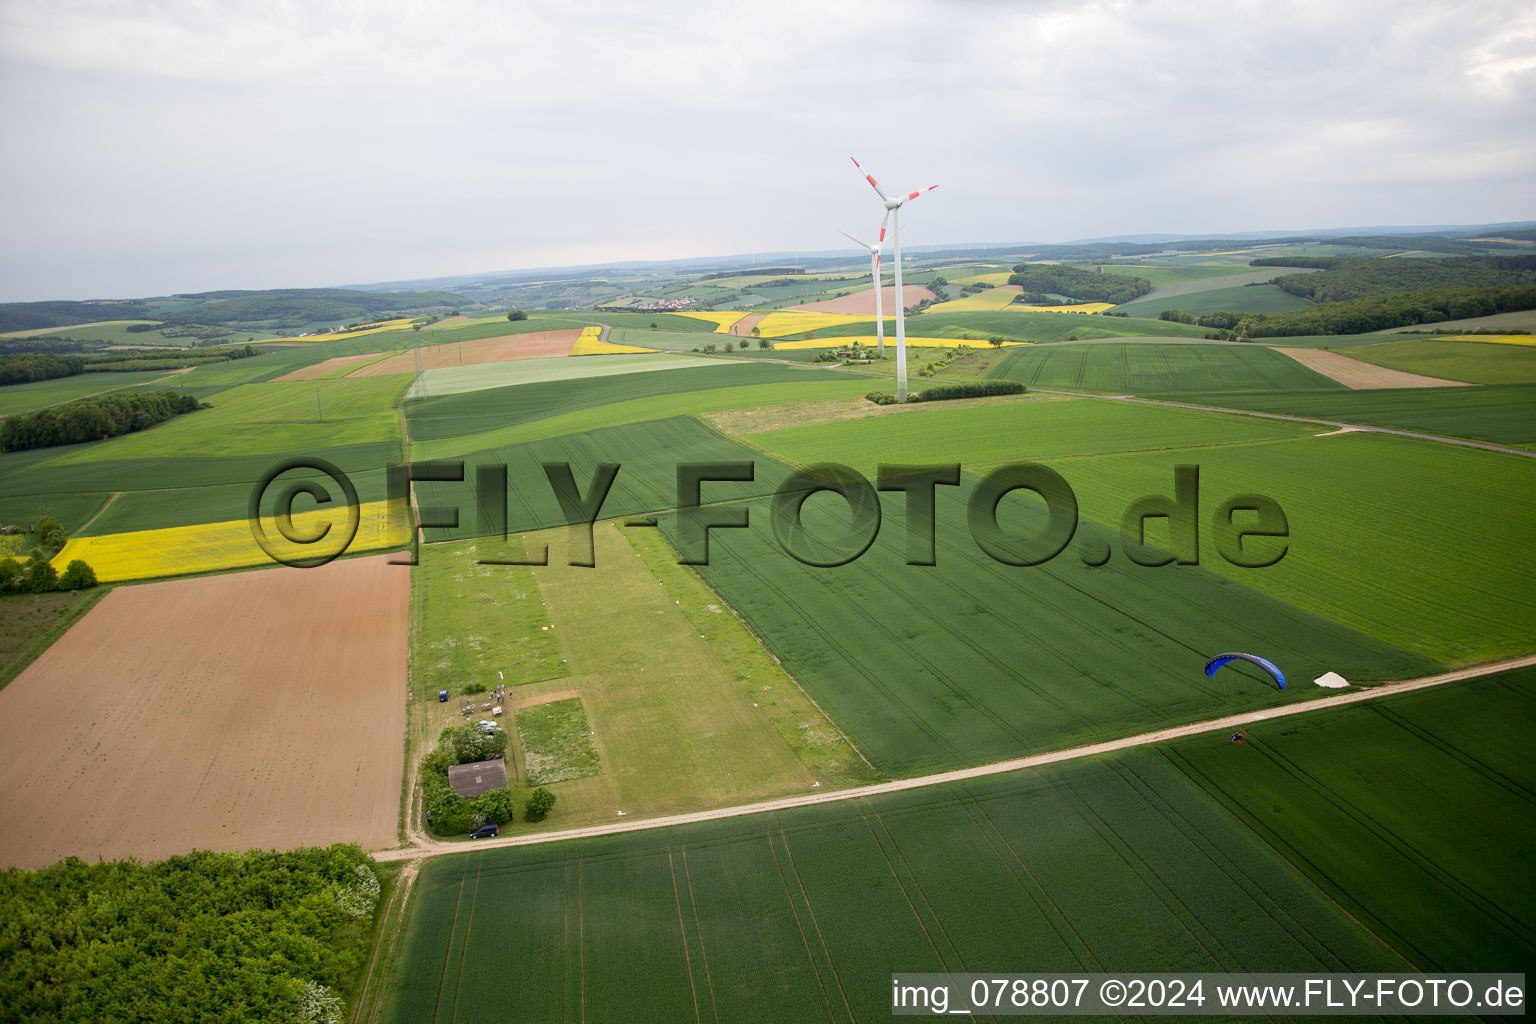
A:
<box><xmin>469</xmin><ymin>823</ymin><xmax>498</xmax><ymax>839</ymax></box>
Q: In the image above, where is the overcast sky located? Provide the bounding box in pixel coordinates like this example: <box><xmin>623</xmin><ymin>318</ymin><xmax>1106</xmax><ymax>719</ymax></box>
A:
<box><xmin>1</xmin><ymin>0</ymin><xmax>1532</xmax><ymax>301</ymax></box>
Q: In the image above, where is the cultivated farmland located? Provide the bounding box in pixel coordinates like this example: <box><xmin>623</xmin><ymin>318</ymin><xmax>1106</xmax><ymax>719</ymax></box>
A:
<box><xmin>0</xmin><ymin>554</ymin><xmax>407</xmax><ymax>868</ymax></box>
<box><xmin>987</xmin><ymin>341</ymin><xmax>1344</xmax><ymax>393</ymax></box>
<box><xmin>374</xmin><ymin>667</ymin><xmax>1536</xmax><ymax>1023</ymax></box>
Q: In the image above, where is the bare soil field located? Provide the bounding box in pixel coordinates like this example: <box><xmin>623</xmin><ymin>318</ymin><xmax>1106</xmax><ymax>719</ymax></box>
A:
<box><xmin>787</xmin><ymin>284</ymin><xmax>934</xmax><ymax>314</ymax></box>
<box><xmin>727</xmin><ymin>312</ymin><xmax>766</xmax><ymax>336</ymax></box>
<box><xmin>0</xmin><ymin>554</ymin><xmax>408</xmax><ymax>869</ymax></box>
<box><xmin>1276</xmin><ymin>347</ymin><xmax>1472</xmax><ymax>389</ymax></box>
<box><xmin>271</xmin><ymin>352</ymin><xmax>381</xmax><ymax>381</ymax></box>
<box><xmin>348</xmin><ymin>329</ymin><xmax>579</xmax><ymax>377</ymax></box>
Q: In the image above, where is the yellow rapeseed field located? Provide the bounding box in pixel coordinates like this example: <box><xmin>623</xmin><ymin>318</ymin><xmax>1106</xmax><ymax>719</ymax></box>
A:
<box><xmin>1442</xmin><ymin>335</ymin><xmax>1536</xmax><ymax>346</ymax></box>
<box><xmin>51</xmin><ymin>500</ymin><xmax>409</xmax><ymax>583</ymax></box>
<box><xmin>569</xmin><ymin>325</ymin><xmax>657</xmax><ymax>355</ymax></box>
<box><xmin>950</xmin><ymin>272</ymin><xmax>1014</xmax><ymax>287</ymax></box>
<box><xmin>750</xmin><ymin>311</ymin><xmax>873</xmax><ymax>338</ymax></box>
<box><xmin>773</xmin><ymin>336</ymin><xmax>1025</xmax><ymax>350</ymax></box>
<box><xmin>1013</xmin><ymin>302</ymin><xmax>1115</xmax><ymax>314</ymax></box>
<box><xmin>288</xmin><ymin>318</ymin><xmax>416</xmax><ymax>342</ymax></box>
<box><xmin>672</xmin><ymin>311</ymin><xmax>748</xmax><ymax>333</ymax></box>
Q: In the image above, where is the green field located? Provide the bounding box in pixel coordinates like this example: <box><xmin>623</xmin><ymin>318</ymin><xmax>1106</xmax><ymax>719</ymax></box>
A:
<box><xmin>41</xmin><ymin>375</ymin><xmax>409</xmax><ymax>463</ymax></box>
<box><xmin>987</xmin><ymin>342</ymin><xmax>1344</xmax><ymax>393</ymax></box>
<box><xmin>1172</xmin><ymin>384</ymin><xmax>1536</xmax><ymax>447</ymax></box>
<box><xmin>406</xmin><ymin>363</ymin><xmax>847</xmax><ymax>442</ymax></box>
<box><xmin>375</xmin><ymin>667</ymin><xmax>1536</xmax><ymax>1023</ymax></box>
<box><xmin>408</xmin><ymin>377</ymin><xmax>877</xmax><ymax>461</ymax></box>
<box><xmin>1055</xmin><ymin>431</ymin><xmax>1536</xmax><ymax>663</ymax></box>
<box><xmin>514</xmin><ymin>698</ymin><xmax>603</xmax><ymax>785</ymax></box>
<box><xmin>748</xmin><ymin>393</ymin><xmax>1318</xmax><ymax>468</ymax></box>
<box><xmin>407</xmin><ymin>526</ymin><xmax>865</xmax><ymax>834</ymax></box>
<box><xmin>412</xmin><ymin>416</ymin><xmax>797</xmax><ymax>544</ymax></box>
<box><xmin>0</xmin><ymin>369</ymin><xmax>181</xmax><ymax>417</ymax></box>
<box><xmin>1116</xmin><ymin>283</ymin><xmax>1314</xmax><ymax>318</ymax></box>
<box><xmin>659</xmin><ymin>481</ymin><xmax>1433</xmax><ymax>776</ymax></box>
<box><xmin>774</xmin><ymin>310</ymin><xmax>1209</xmax><ymax>344</ymax></box>
<box><xmin>1341</xmin><ymin>339</ymin><xmax>1536</xmax><ymax>384</ymax></box>
<box><xmin>407</xmin><ymin>352</ymin><xmax>726</xmax><ymax>398</ymax></box>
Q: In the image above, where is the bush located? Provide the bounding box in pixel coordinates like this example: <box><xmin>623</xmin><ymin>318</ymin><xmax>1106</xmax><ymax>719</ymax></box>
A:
<box><xmin>24</xmin><ymin>559</ymin><xmax>58</xmax><ymax>593</ymax></box>
<box><xmin>910</xmin><ymin>380</ymin><xmax>1027</xmax><ymax>403</ymax></box>
<box><xmin>0</xmin><ymin>556</ymin><xmax>23</xmax><ymax>593</ymax></box>
<box><xmin>865</xmin><ymin>391</ymin><xmax>897</xmax><ymax>405</ymax></box>
<box><xmin>470</xmin><ymin>787</ymin><xmax>516</xmax><ymax>826</ymax></box>
<box><xmin>506</xmin><ymin>310</ymin><xmax>528</xmax><ymax>321</ymax></box>
<box><xmin>58</xmin><ymin>559</ymin><xmax>97</xmax><ymax>590</ymax></box>
<box><xmin>525</xmin><ymin>787</ymin><xmax>556</xmax><ymax>822</ymax></box>
<box><xmin>463</xmin><ymin>681</ymin><xmax>487</xmax><ymax>695</ymax></box>
<box><xmin>35</xmin><ymin>515</ymin><xmax>66</xmax><ymax>552</ymax></box>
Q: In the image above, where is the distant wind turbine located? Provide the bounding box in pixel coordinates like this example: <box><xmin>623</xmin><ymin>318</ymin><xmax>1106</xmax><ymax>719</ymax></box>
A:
<box><xmin>850</xmin><ymin>157</ymin><xmax>937</xmax><ymax>402</ymax></box>
<box><xmin>838</xmin><ymin>222</ymin><xmax>888</xmax><ymax>357</ymax></box>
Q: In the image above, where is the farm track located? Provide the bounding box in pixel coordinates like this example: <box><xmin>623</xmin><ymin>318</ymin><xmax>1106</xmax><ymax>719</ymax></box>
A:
<box><xmin>371</xmin><ymin>653</ymin><xmax>1536</xmax><ymax>865</ymax></box>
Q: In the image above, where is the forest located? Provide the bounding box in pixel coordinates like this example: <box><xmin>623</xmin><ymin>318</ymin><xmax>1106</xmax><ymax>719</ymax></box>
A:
<box><xmin>0</xmin><ymin>846</ymin><xmax>382</xmax><ymax>1023</ymax></box>
<box><xmin>1257</xmin><ymin>255</ymin><xmax>1536</xmax><ymax>302</ymax></box>
<box><xmin>1007</xmin><ymin>264</ymin><xmax>1151</xmax><ymax>304</ymax></box>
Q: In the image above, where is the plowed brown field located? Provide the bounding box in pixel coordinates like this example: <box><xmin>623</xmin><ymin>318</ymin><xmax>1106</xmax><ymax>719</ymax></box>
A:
<box><xmin>787</xmin><ymin>284</ymin><xmax>934</xmax><ymax>314</ymax></box>
<box><xmin>0</xmin><ymin>554</ymin><xmax>408</xmax><ymax>869</ymax></box>
<box><xmin>347</xmin><ymin>329</ymin><xmax>579</xmax><ymax>376</ymax></box>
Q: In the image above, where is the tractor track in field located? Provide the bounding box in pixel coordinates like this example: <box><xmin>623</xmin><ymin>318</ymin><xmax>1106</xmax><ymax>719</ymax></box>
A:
<box><xmin>371</xmin><ymin>653</ymin><xmax>1536</xmax><ymax>866</ymax></box>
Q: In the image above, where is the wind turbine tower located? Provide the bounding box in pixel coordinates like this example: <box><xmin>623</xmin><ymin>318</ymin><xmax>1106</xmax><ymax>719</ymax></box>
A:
<box><xmin>839</xmin><ymin>224</ymin><xmax>887</xmax><ymax>357</ymax></box>
<box><xmin>851</xmin><ymin>157</ymin><xmax>937</xmax><ymax>402</ymax></box>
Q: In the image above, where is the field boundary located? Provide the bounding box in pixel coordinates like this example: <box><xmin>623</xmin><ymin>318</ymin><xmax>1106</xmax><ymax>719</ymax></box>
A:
<box><xmin>372</xmin><ymin>653</ymin><xmax>1536</xmax><ymax>863</ymax></box>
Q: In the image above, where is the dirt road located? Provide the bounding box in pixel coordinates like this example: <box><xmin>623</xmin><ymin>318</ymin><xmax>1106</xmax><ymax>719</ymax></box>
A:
<box><xmin>373</xmin><ymin>653</ymin><xmax>1536</xmax><ymax>863</ymax></box>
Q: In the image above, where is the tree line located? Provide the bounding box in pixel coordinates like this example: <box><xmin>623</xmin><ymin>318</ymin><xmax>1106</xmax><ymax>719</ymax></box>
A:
<box><xmin>1007</xmin><ymin>264</ymin><xmax>1151</xmax><ymax>304</ymax></box>
<box><xmin>1160</xmin><ymin>284</ymin><xmax>1536</xmax><ymax>337</ymax></box>
<box><xmin>1</xmin><ymin>390</ymin><xmax>204</xmax><ymax>452</ymax></box>
<box><xmin>0</xmin><ymin>345</ymin><xmax>256</xmax><ymax>386</ymax></box>
<box><xmin>0</xmin><ymin>353</ymin><xmax>85</xmax><ymax>386</ymax></box>
<box><xmin>0</xmin><ymin>844</ymin><xmax>381</xmax><ymax>1023</ymax></box>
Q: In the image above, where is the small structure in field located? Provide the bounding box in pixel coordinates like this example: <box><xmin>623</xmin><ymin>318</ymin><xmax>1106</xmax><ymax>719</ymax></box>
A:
<box><xmin>446</xmin><ymin>758</ymin><xmax>509</xmax><ymax>800</ymax></box>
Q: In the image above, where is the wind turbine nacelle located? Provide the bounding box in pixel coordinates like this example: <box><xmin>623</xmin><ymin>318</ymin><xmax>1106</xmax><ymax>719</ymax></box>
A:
<box><xmin>884</xmin><ymin>197</ymin><xmax>902</xmax><ymax>210</ymax></box>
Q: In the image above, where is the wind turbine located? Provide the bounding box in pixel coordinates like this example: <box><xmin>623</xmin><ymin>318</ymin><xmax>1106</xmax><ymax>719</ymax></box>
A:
<box><xmin>851</xmin><ymin>157</ymin><xmax>937</xmax><ymax>402</ymax></box>
<box><xmin>838</xmin><ymin>220</ymin><xmax>888</xmax><ymax>357</ymax></box>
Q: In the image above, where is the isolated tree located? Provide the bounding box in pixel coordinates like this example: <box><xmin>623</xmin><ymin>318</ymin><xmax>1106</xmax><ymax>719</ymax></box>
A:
<box><xmin>738</xmin><ymin>339</ymin><xmax>749</xmax><ymax>350</ymax></box>
<box><xmin>988</xmin><ymin>336</ymin><xmax>1005</xmax><ymax>348</ymax></box>
<box><xmin>757</xmin><ymin>338</ymin><xmax>770</xmax><ymax>350</ymax></box>
<box><xmin>524</xmin><ymin>787</ymin><xmax>556</xmax><ymax>822</ymax></box>
<box><xmin>506</xmin><ymin>310</ymin><xmax>528</xmax><ymax>322</ymax></box>
<box><xmin>750</xmin><ymin>325</ymin><xmax>761</xmax><ymax>337</ymax></box>
<box><xmin>34</xmin><ymin>515</ymin><xmax>63</xmax><ymax>547</ymax></box>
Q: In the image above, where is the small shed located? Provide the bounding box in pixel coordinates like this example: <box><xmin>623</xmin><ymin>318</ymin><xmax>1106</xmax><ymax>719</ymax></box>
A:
<box><xmin>446</xmin><ymin>758</ymin><xmax>509</xmax><ymax>800</ymax></box>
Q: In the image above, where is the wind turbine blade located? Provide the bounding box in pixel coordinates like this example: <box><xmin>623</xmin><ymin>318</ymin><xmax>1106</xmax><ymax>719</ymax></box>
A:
<box><xmin>903</xmin><ymin>185</ymin><xmax>939</xmax><ymax>202</ymax></box>
<box><xmin>839</xmin><ymin>229</ymin><xmax>873</xmax><ymax>249</ymax></box>
<box><xmin>850</xmin><ymin>156</ymin><xmax>890</xmax><ymax>201</ymax></box>
<box><xmin>878</xmin><ymin>209</ymin><xmax>891</xmax><ymax>244</ymax></box>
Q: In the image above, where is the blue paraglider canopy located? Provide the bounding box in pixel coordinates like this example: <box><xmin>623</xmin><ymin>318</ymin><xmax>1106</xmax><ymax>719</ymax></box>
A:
<box><xmin>1204</xmin><ymin>652</ymin><xmax>1286</xmax><ymax>690</ymax></box>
